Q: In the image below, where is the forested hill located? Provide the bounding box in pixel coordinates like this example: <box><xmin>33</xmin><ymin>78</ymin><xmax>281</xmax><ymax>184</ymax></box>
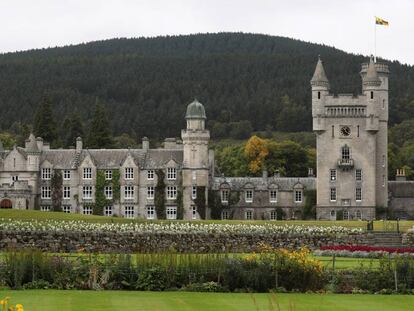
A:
<box><xmin>0</xmin><ymin>32</ymin><xmax>414</xmax><ymax>144</ymax></box>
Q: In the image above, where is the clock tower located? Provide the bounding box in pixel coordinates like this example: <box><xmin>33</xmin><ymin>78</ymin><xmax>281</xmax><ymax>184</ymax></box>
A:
<box><xmin>312</xmin><ymin>57</ymin><xmax>389</xmax><ymax>220</ymax></box>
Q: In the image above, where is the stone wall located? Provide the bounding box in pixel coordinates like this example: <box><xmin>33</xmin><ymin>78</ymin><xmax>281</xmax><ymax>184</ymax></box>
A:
<box><xmin>0</xmin><ymin>230</ymin><xmax>371</xmax><ymax>253</ymax></box>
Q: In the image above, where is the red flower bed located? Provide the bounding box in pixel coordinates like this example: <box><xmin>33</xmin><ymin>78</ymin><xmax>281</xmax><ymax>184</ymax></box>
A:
<box><xmin>320</xmin><ymin>245</ymin><xmax>414</xmax><ymax>253</ymax></box>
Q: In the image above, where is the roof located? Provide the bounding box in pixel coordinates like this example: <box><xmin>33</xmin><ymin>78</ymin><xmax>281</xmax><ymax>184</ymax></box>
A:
<box><xmin>363</xmin><ymin>57</ymin><xmax>381</xmax><ymax>86</ymax></box>
<box><xmin>389</xmin><ymin>181</ymin><xmax>414</xmax><ymax>198</ymax></box>
<box><xmin>185</xmin><ymin>99</ymin><xmax>206</xmax><ymax>119</ymax></box>
<box><xmin>212</xmin><ymin>176</ymin><xmax>316</xmax><ymax>191</ymax></box>
<box><xmin>310</xmin><ymin>57</ymin><xmax>330</xmax><ymax>88</ymax></box>
<box><xmin>39</xmin><ymin>148</ymin><xmax>183</xmax><ymax>169</ymax></box>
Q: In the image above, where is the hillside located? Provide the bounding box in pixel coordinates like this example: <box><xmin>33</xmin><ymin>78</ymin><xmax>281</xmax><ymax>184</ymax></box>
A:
<box><xmin>0</xmin><ymin>32</ymin><xmax>413</xmax><ymax>144</ymax></box>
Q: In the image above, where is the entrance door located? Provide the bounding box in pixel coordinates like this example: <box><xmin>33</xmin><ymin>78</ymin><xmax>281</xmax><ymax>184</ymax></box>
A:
<box><xmin>329</xmin><ymin>209</ymin><xmax>336</xmax><ymax>221</ymax></box>
<box><xmin>0</xmin><ymin>199</ymin><xmax>12</xmax><ymax>209</ymax></box>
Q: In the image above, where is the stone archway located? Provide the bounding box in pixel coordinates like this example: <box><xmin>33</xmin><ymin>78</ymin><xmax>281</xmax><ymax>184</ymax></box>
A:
<box><xmin>0</xmin><ymin>199</ymin><xmax>12</xmax><ymax>209</ymax></box>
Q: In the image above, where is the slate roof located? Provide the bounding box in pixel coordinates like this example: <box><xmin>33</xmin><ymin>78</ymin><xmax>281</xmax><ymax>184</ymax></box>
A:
<box><xmin>388</xmin><ymin>181</ymin><xmax>414</xmax><ymax>198</ymax></box>
<box><xmin>212</xmin><ymin>176</ymin><xmax>316</xmax><ymax>191</ymax></box>
<box><xmin>310</xmin><ymin>57</ymin><xmax>330</xmax><ymax>88</ymax></box>
<box><xmin>37</xmin><ymin>148</ymin><xmax>183</xmax><ymax>170</ymax></box>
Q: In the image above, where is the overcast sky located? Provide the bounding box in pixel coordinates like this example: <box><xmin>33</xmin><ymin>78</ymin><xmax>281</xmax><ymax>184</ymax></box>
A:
<box><xmin>0</xmin><ymin>0</ymin><xmax>412</xmax><ymax>65</ymax></box>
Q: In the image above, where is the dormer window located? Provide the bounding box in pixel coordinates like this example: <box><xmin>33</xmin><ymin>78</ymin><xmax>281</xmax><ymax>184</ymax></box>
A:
<box><xmin>245</xmin><ymin>190</ymin><xmax>253</xmax><ymax>203</ymax></box>
<box><xmin>83</xmin><ymin>167</ymin><xmax>92</xmax><ymax>180</ymax></box>
<box><xmin>167</xmin><ymin>167</ymin><xmax>177</xmax><ymax>180</ymax></box>
<box><xmin>125</xmin><ymin>167</ymin><xmax>134</xmax><ymax>180</ymax></box>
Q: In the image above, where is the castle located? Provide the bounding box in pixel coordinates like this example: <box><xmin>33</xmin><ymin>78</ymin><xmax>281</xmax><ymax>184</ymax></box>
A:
<box><xmin>0</xmin><ymin>58</ymin><xmax>413</xmax><ymax>220</ymax></box>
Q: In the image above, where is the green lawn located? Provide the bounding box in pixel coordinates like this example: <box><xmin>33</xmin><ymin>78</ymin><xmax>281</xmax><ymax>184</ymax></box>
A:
<box><xmin>1</xmin><ymin>290</ymin><xmax>413</xmax><ymax>311</ymax></box>
<box><xmin>1</xmin><ymin>209</ymin><xmax>413</xmax><ymax>232</ymax></box>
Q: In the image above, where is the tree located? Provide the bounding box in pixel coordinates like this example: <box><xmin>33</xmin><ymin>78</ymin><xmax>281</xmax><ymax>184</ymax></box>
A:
<box><xmin>0</xmin><ymin>132</ymin><xmax>17</xmax><ymax>149</ymax></box>
<box><xmin>244</xmin><ymin>135</ymin><xmax>269</xmax><ymax>174</ymax></box>
<box><xmin>87</xmin><ymin>102</ymin><xmax>114</xmax><ymax>148</ymax></box>
<box><xmin>33</xmin><ymin>97</ymin><xmax>58</xmax><ymax>145</ymax></box>
<box><xmin>63</xmin><ymin>113</ymin><xmax>84</xmax><ymax>147</ymax></box>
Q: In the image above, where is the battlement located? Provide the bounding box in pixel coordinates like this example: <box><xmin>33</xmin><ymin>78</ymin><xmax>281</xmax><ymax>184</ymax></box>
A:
<box><xmin>361</xmin><ymin>62</ymin><xmax>389</xmax><ymax>75</ymax></box>
<box><xmin>325</xmin><ymin>105</ymin><xmax>366</xmax><ymax>118</ymax></box>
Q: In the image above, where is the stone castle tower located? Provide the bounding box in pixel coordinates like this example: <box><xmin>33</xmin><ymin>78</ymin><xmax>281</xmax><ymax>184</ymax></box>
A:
<box><xmin>311</xmin><ymin>57</ymin><xmax>389</xmax><ymax>220</ymax></box>
<box><xmin>181</xmin><ymin>99</ymin><xmax>210</xmax><ymax>219</ymax></box>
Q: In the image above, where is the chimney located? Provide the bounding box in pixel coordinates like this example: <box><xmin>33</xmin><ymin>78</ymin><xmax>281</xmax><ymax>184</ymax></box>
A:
<box><xmin>164</xmin><ymin>138</ymin><xmax>178</xmax><ymax>149</ymax></box>
<box><xmin>76</xmin><ymin>137</ymin><xmax>83</xmax><ymax>152</ymax></box>
<box><xmin>274</xmin><ymin>170</ymin><xmax>280</xmax><ymax>178</ymax></box>
<box><xmin>308</xmin><ymin>168</ymin><xmax>315</xmax><ymax>177</ymax></box>
<box><xmin>36</xmin><ymin>137</ymin><xmax>43</xmax><ymax>151</ymax></box>
<box><xmin>396</xmin><ymin>168</ymin><xmax>407</xmax><ymax>181</ymax></box>
<box><xmin>43</xmin><ymin>143</ymin><xmax>50</xmax><ymax>151</ymax></box>
<box><xmin>142</xmin><ymin>137</ymin><xmax>149</xmax><ymax>151</ymax></box>
<box><xmin>262</xmin><ymin>169</ymin><xmax>268</xmax><ymax>179</ymax></box>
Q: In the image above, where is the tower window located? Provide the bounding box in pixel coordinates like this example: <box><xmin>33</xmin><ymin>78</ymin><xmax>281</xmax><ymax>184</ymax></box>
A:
<box><xmin>355</xmin><ymin>169</ymin><xmax>362</xmax><ymax>181</ymax></box>
<box><xmin>370</xmin><ymin>91</ymin><xmax>374</xmax><ymax>99</ymax></box>
<box><xmin>341</xmin><ymin>145</ymin><xmax>350</xmax><ymax>160</ymax></box>
<box><xmin>357</xmin><ymin>125</ymin><xmax>360</xmax><ymax>137</ymax></box>
<box><xmin>356</xmin><ymin>187</ymin><xmax>362</xmax><ymax>201</ymax></box>
<box><xmin>382</xmin><ymin>99</ymin><xmax>385</xmax><ymax>109</ymax></box>
<box><xmin>330</xmin><ymin>188</ymin><xmax>337</xmax><ymax>202</ymax></box>
<box><xmin>331</xmin><ymin>125</ymin><xmax>334</xmax><ymax>138</ymax></box>
<box><xmin>330</xmin><ymin>169</ymin><xmax>337</xmax><ymax>181</ymax></box>
<box><xmin>318</xmin><ymin>92</ymin><xmax>321</xmax><ymax>99</ymax></box>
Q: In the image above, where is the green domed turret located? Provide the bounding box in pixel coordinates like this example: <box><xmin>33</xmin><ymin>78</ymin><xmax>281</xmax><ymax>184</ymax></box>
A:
<box><xmin>185</xmin><ymin>99</ymin><xmax>206</xmax><ymax>119</ymax></box>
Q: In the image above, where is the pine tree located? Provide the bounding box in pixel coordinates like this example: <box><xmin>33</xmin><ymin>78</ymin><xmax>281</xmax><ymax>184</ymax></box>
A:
<box><xmin>87</xmin><ymin>101</ymin><xmax>114</xmax><ymax>148</ymax></box>
<box><xmin>64</xmin><ymin>113</ymin><xmax>84</xmax><ymax>147</ymax></box>
<box><xmin>33</xmin><ymin>97</ymin><xmax>58</xmax><ymax>145</ymax></box>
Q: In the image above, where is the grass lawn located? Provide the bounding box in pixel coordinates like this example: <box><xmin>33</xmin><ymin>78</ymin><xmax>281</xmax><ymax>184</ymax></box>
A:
<box><xmin>1</xmin><ymin>290</ymin><xmax>413</xmax><ymax>311</ymax></box>
<box><xmin>1</xmin><ymin>209</ymin><xmax>413</xmax><ymax>232</ymax></box>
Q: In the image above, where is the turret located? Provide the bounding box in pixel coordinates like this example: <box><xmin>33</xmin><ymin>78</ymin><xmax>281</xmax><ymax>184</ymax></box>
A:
<box><xmin>311</xmin><ymin>57</ymin><xmax>329</xmax><ymax>132</ymax></box>
<box><xmin>181</xmin><ymin>99</ymin><xmax>210</xmax><ymax>219</ymax></box>
<box><xmin>25</xmin><ymin>133</ymin><xmax>40</xmax><ymax>171</ymax></box>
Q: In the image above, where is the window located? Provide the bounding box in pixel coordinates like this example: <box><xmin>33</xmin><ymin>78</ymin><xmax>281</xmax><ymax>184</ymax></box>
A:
<box><xmin>269</xmin><ymin>190</ymin><xmax>277</xmax><ymax>203</ymax></box>
<box><xmin>294</xmin><ymin>190</ymin><xmax>302</xmax><ymax>203</ymax></box>
<box><xmin>63</xmin><ymin>186</ymin><xmax>71</xmax><ymax>199</ymax></box>
<box><xmin>124</xmin><ymin>186</ymin><xmax>134</xmax><ymax>200</ymax></box>
<box><xmin>167</xmin><ymin>186</ymin><xmax>177</xmax><ymax>199</ymax></box>
<box><xmin>42</xmin><ymin>168</ymin><xmax>51</xmax><ymax>180</ymax></box>
<box><xmin>330</xmin><ymin>188</ymin><xmax>337</xmax><ymax>202</ymax></box>
<box><xmin>357</xmin><ymin>125</ymin><xmax>360</xmax><ymax>137</ymax></box>
<box><xmin>63</xmin><ymin>170</ymin><xmax>71</xmax><ymax>180</ymax></box>
<box><xmin>221</xmin><ymin>190</ymin><xmax>229</xmax><ymax>203</ymax></box>
<box><xmin>192</xmin><ymin>170</ymin><xmax>197</xmax><ymax>181</ymax></box>
<box><xmin>105</xmin><ymin>186</ymin><xmax>113</xmax><ymax>199</ymax></box>
<box><xmin>40</xmin><ymin>205</ymin><xmax>51</xmax><ymax>212</ymax></box>
<box><xmin>104</xmin><ymin>205</ymin><xmax>113</xmax><ymax>216</ymax></box>
<box><xmin>82</xmin><ymin>186</ymin><xmax>92</xmax><ymax>199</ymax></box>
<box><xmin>166</xmin><ymin>206</ymin><xmax>177</xmax><ymax>220</ymax></box>
<box><xmin>355</xmin><ymin>169</ymin><xmax>362</xmax><ymax>181</ymax></box>
<box><xmin>192</xmin><ymin>206</ymin><xmax>197</xmax><ymax>220</ymax></box>
<box><xmin>83</xmin><ymin>206</ymin><xmax>92</xmax><ymax>215</ymax></box>
<box><xmin>147</xmin><ymin>170</ymin><xmax>154</xmax><ymax>180</ymax></box>
<box><xmin>356</xmin><ymin>187</ymin><xmax>362</xmax><ymax>201</ymax></box>
<box><xmin>382</xmin><ymin>155</ymin><xmax>386</xmax><ymax>167</ymax></box>
<box><xmin>83</xmin><ymin>167</ymin><xmax>92</xmax><ymax>179</ymax></box>
<box><xmin>330</xmin><ymin>169</ymin><xmax>337</xmax><ymax>181</ymax></box>
<box><xmin>370</xmin><ymin>91</ymin><xmax>374</xmax><ymax>99</ymax></box>
<box><xmin>245</xmin><ymin>190</ymin><xmax>253</xmax><ymax>203</ymax></box>
<box><xmin>62</xmin><ymin>205</ymin><xmax>71</xmax><ymax>213</ymax></box>
<box><xmin>11</xmin><ymin>175</ymin><xmax>19</xmax><ymax>182</ymax></box>
<box><xmin>41</xmin><ymin>186</ymin><xmax>51</xmax><ymax>199</ymax></box>
<box><xmin>270</xmin><ymin>210</ymin><xmax>277</xmax><ymax>220</ymax></box>
<box><xmin>330</xmin><ymin>210</ymin><xmax>336</xmax><ymax>217</ymax></box>
<box><xmin>167</xmin><ymin>167</ymin><xmax>177</xmax><ymax>180</ymax></box>
<box><xmin>147</xmin><ymin>206</ymin><xmax>155</xmax><ymax>219</ymax></box>
<box><xmin>147</xmin><ymin>186</ymin><xmax>154</xmax><ymax>199</ymax></box>
<box><xmin>356</xmin><ymin>210</ymin><xmax>362</xmax><ymax>220</ymax></box>
<box><xmin>343</xmin><ymin>210</ymin><xmax>349</xmax><ymax>220</ymax></box>
<box><xmin>382</xmin><ymin>99</ymin><xmax>386</xmax><ymax>109</ymax></box>
<box><xmin>245</xmin><ymin>210</ymin><xmax>253</xmax><ymax>220</ymax></box>
<box><xmin>318</xmin><ymin>91</ymin><xmax>321</xmax><ymax>99</ymax></box>
<box><xmin>383</xmin><ymin>175</ymin><xmax>386</xmax><ymax>187</ymax></box>
<box><xmin>332</xmin><ymin>125</ymin><xmax>334</xmax><ymax>138</ymax></box>
<box><xmin>105</xmin><ymin>170</ymin><xmax>112</xmax><ymax>180</ymax></box>
<box><xmin>191</xmin><ymin>186</ymin><xmax>197</xmax><ymax>200</ymax></box>
<box><xmin>124</xmin><ymin>206</ymin><xmax>134</xmax><ymax>218</ymax></box>
<box><xmin>125</xmin><ymin>167</ymin><xmax>134</xmax><ymax>179</ymax></box>
<box><xmin>222</xmin><ymin>211</ymin><xmax>229</xmax><ymax>220</ymax></box>
<box><xmin>341</xmin><ymin>145</ymin><xmax>350</xmax><ymax>160</ymax></box>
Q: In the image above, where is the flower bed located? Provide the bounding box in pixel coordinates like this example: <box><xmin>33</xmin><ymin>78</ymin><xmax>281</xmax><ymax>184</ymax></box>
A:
<box><xmin>320</xmin><ymin>245</ymin><xmax>414</xmax><ymax>253</ymax></box>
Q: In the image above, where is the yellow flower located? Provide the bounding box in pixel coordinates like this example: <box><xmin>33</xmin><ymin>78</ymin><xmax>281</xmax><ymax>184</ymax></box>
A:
<box><xmin>15</xmin><ymin>304</ymin><xmax>24</xmax><ymax>311</ymax></box>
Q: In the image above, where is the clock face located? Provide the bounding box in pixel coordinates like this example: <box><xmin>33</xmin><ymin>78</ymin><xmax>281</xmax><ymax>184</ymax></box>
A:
<box><xmin>340</xmin><ymin>126</ymin><xmax>351</xmax><ymax>137</ymax></box>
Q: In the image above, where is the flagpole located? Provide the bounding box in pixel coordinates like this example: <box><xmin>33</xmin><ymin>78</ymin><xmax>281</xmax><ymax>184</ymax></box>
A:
<box><xmin>374</xmin><ymin>16</ymin><xmax>377</xmax><ymax>63</ymax></box>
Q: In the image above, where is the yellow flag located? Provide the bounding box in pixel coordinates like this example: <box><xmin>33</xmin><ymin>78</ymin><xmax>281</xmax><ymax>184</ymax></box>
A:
<box><xmin>375</xmin><ymin>16</ymin><xmax>389</xmax><ymax>26</ymax></box>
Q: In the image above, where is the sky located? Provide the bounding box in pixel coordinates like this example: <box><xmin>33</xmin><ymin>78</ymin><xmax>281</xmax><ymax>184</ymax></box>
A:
<box><xmin>0</xmin><ymin>0</ymin><xmax>413</xmax><ymax>65</ymax></box>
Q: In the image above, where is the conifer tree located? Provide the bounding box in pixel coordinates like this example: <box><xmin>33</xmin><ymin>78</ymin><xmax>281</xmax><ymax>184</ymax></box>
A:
<box><xmin>87</xmin><ymin>101</ymin><xmax>114</xmax><ymax>148</ymax></box>
<box><xmin>33</xmin><ymin>97</ymin><xmax>58</xmax><ymax>145</ymax></box>
<box><xmin>63</xmin><ymin>113</ymin><xmax>84</xmax><ymax>147</ymax></box>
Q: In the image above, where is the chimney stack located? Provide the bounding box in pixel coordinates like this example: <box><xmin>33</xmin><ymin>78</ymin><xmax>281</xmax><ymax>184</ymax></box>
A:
<box><xmin>76</xmin><ymin>137</ymin><xmax>83</xmax><ymax>152</ymax></box>
<box><xmin>396</xmin><ymin>168</ymin><xmax>406</xmax><ymax>181</ymax></box>
<box><xmin>142</xmin><ymin>137</ymin><xmax>149</xmax><ymax>151</ymax></box>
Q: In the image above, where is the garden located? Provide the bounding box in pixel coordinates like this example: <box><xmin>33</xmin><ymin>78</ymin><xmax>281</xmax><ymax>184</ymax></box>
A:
<box><xmin>1</xmin><ymin>212</ymin><xmax>414</xmax><ymax>310</ymax></box>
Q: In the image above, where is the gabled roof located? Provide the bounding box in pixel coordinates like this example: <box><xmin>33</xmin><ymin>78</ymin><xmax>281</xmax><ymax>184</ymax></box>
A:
<box><xmin>143</xmin><ymin>149</ymin><xmax>183</xmax><ymax>169</ymax></box>
<box><xmin>41</xmin><ymin>150</ymin><xmax>78</xmax><ymax>169</ymax></box>
<box><xmin>310</xmin><ymin>57</ymin><xmax>330</xmax><ymax>89</ymax></box>
<box><xmin>212</xmin><ymin>176</ymin><xmax>316</xmax><ymax>191</ymax></box>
